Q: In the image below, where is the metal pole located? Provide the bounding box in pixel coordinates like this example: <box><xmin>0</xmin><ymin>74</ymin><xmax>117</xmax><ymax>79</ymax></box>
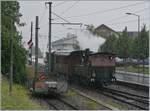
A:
<box><xmin>33</xmin><ymin>16</ymin><xmax>39</xmax><ymax>91</ymax></box>
<box><xmin>137</xmin><ymin>15</ymin><xmax>140</xmax><ymax>83</ymax></box>
<box><xmin>139</xmin><ymin>16</ymin><xmax>144</xmax><ymax>83</ymax></box>
<box><xmin>126</xmin><ymin>13</ymin><xmax>141</xmax><ymax>83</ymax></box>
<box><xmin>9</xmin><ymin>19</ymin><xmax>13</xmax><ymax>93</ymax></box>
<box><xmin>46</xmin><ymin>2</ymin><xmax>52</xmax><ymax>74</ymax></box>
<box><xmin>31</xmin><ymin>22</ymin><xmax>33</xmax><ymax>65</ymax></box>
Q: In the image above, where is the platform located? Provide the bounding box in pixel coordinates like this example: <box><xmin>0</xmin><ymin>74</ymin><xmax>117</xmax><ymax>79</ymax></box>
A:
<box><xmin>115</xmin><ymin>71</ymin><xmax>149</xmax><ymax>87</ymax></box>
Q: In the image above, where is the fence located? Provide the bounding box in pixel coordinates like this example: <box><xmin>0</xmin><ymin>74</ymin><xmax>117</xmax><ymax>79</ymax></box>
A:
<box><xmin>115</xmin><ymin>71</ymin><xmax>149</xmax><ymax>86</ymax></box>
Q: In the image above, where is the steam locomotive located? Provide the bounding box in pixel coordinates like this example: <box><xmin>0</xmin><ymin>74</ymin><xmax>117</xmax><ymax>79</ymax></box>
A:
<box><xmin>48</xmin><ymin>49</ymin><xmax>116</xmax><ymax>87</ymax></box>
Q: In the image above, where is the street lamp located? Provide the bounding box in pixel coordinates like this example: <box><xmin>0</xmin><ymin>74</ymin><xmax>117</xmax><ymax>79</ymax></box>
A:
<box><xmin>126</xmin><ymin>13</ymin><xmax>140</xmax><ymax>39</ymax></box>
<box><xmin>126</xmin><ymin>12</ymin><xmax>141</xmax><ymax>82</ymax></box>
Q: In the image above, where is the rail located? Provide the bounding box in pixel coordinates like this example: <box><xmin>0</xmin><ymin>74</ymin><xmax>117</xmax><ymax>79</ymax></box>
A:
<box><xmin>45</xmin><ymin>98</ymin><xmax>78</xmax><ymax>110</ymax></box>
<box><xmin>100</xmin><ymin>87</ymin><xmax>149</xmax><ymax>110</ymax></box>
<box><xmin>71</xmin><ymin>88</ymin><xmax>118</xmax><ymax>110</ymax></box>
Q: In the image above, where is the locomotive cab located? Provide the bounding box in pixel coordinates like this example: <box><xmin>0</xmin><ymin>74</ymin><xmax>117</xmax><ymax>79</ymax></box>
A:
<box><xmin>89</xmin><ymin>52</ymin><xmax>116</xmax><ymax>87</ymax></box>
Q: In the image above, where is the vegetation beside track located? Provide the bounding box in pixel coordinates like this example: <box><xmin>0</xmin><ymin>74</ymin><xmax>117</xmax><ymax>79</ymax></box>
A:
<box><xmin>66</xmin><ymin>89</ymin><xmax>102</xmax><ymax>109</ymax></box>
<box><xmin>26</xmin><ymin>65</ymin><xmax>34</xmax><ymax>78</ymax></box>
<box><xmin>1</xmin><ymin>76</ymin><xmax>48</xmax><ymax>110</ymax></box>
<box><xmin>85</xmin><ymin>100</ymin><xmax>100</xmax><ymax>109</ymax></box>
<box><xmin>116</xmin><ymin>66</ymin><xmax>149</xmax><ymax>74</ymax></box>
<box><xmin>66</xmin><ymin>89</ymin><xmax>77</xmax><ymax>97</ymax></box>
<box><xmin>2</xmin><ymin>1</ymin><xmax>28</xmax><ymax>84</ymax></box>
<box><xmin>106</xmin><ymin>99</ymin><xmax>123</xmax><ymax>109</ymax></box>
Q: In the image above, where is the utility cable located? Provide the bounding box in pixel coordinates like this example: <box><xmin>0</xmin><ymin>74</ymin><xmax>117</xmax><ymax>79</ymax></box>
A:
<box><xmin>65</xmin><ymin>2</ymin><xmax>145</xmax><ymax>19</ymax></box>
<box><xmin>103</xmin><ymin>8</ymin><xmax>149</xmax><ymax>24</ymax></box>
<box><xmin>52</xmin><ymin>12</ymin><xmax>71</xmax><ymax>23</ymax></box>
<box><xmin>106</xmin><ymin>17</ymin><xmax>149</xmax><ymax>25</ymax></box>
<box><xmin>60</xmin><ymin>0</ymin><xmax>79</xmax><ymax>15</ymax></box>
<box><xmin>53</xmin><ymin>1</ymin><xmax>67</xmax><ymax>8</ymax></box>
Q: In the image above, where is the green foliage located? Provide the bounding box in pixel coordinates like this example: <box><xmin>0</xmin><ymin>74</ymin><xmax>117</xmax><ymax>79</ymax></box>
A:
<box><xmin>116</xmin><ymin>66</ymin><xmax>149</xmax><ymax>74</ymax></box>
<box><xmin>2</xmin><ymin>1</ymin><xmax>27</xmax><ymax>84</ymax></box>
<box><xmin>98</xmin><ymin>25</ymin><xmax>148</xmax><ymax>63</ymax></box>
<box><xmin>87</xmin><ymin>23</ymin><xmax>148</xmax><ymax>62</ymax></box>
<box><xmin>99</xmin><ymin>34</ymin><xmax>118</xmax><ymax>53</ymax></box>
<box><xmin>2</xmin><ymin>76</ymin><xmax>48</xmax><ymax>110</ymax></box>
<box><xmin>132</xmin><ymin>25</ymin><xmax>149</xmax><ymax>59</ymax></box>
<box><xmin>117</xmin><ymin>27</ymin><xmax>132</xmax><ymax>58</ymax></box>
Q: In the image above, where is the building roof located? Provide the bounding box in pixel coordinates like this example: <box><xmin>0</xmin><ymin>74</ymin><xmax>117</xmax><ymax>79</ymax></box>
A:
<box><xmin>95</xmin><ymin>24</ymin><xmax>119</xmax><ymax>35</ymax></box>
<box><xmin>96</xmin><ymin>24</ymin><xmax>139</xmax><ymax>38</ymax></box>
<box><xmin>53</xmin><ymin>50</ymin><xmax>75</xmax><ymax>56</ymax></box>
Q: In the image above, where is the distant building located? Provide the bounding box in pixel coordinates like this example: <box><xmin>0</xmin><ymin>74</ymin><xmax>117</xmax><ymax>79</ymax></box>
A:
<box><xmin>95</xmin><ymin>24</ymin><xmax>119</xmax><ymax>38</ymax></box>
<box><xmin>95</xmin><ymin>24</ymin><xmax>139</xmax><ymax>39</ymax></box>
<box><xmin>52</xmin><ymin>33</ymin><xmax>80</xmax><ymax>54</ymax></box>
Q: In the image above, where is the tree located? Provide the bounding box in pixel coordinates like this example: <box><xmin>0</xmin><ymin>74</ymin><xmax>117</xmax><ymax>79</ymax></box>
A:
<box><xmin>99</xmin><ymin>34</ymin><xmax>118</xmax><ymax>53</ymax></box>
<box><xmin>139</xmin><ymin>25</ymin><xmax>149</xmax><ymax>59</ymax></box>
<box><xmin>1</xmin><ymin>1</ymin><xmax>27</xmax><ymax>84</ymax></box>
<box><xmin>131</xmin><ymin>25</ymin><xmax>149</xmax><ymax>59</ymax></box>
<box><xmin>117</xmin><ymin>27</ymin><xmax>132</xmax><ymax>59</ymax></box>
<box><xmin>132</xmin><ymin>25</ymin><xmax>149</xmax><ymax>74</ymax></box>
<box><xmin>116</xmin><ymin>27</ymin><xmax>133</xmax><ymax>70</ymax></box>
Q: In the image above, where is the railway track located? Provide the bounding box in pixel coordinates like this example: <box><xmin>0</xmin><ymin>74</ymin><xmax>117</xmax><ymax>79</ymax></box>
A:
<box><xmin>116</xmin><ymin>80</ymin><xmax>149</xmax><ymax>91</ymax></box>
<box><xmin>100</xmin><ymin>87</ymin><xmax>149</xmax><ymax>110</ymax></box>
<box><xmin>45</xmin><ymin>98</ymin><xmax>78</xmax><ymax>110</ymax></box>
<box><xmin>71</xmin><ymin>88</ymin><xmax>118</xmax><ymax>110</ymax></box>
<box><xmin>104</xmin><ymin>87</ymin><xmax>149</xmax><ymax>99</ymax></box>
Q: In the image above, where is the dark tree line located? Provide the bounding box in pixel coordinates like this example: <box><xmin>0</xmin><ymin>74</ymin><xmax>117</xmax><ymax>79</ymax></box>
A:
<box><xmin>87</xmin><ymin>24</ymin><xmax>149</xmax><ymax>73</ymax></box>
<box><xmin>99</xmin><ymin>25</ymin><xmax>149</xmax><ymax>61</ymax></box>
<box><xmin>2</xmin><ymin>1</ymin><xmax>27</xmax><ymax>84</ymax></box>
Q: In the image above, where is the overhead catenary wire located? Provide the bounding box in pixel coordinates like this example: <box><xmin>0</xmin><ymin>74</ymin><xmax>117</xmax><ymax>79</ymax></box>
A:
<box><xmin>40</xmin><ymin>12</ymin><xmax>70</xmax><ymax>28</ymax></box>
<box><xmin>40</xmin><ymin>11</ymin><xmax>82</xmax><ymax>28</ymax></box>
<box><xmin>106</xmin><ymin>17</ymin><xmax>149</xmax><ymax>26</ymax></box>
<box><xmin>53</xmin><ymin>1</ymin><xmax>68</xmax><ymax>8</ymax></box>
<box><xmin>60</xmin><ymin>0</ymin><xmax>79</xmax><ymax>15</ymax></box>
<box><xmin>39</xmin><ymin>2</ymin><xmax>68</xmax><ymax>27</ymax></box>
<box><xmin>103</xmin><ymin>8</ymin><xmax>149</xmax><ymax>24</ymax></box>
<box><xmin>38</xmin><ymin>2</ymin><xmax>147</xmax><ymax>31</ymax></box>
<box><xmin>64</xmin><ymin>2</ymin><xmax>145</xmax><ymax>19</ymax></box>
<box><xmin>52</xmin><ymin>12</ymin><xmax>71</xmax><ymax>23</ymax></box>
<box><xmin>36</xmin><ymin>1</ymin><xmax>149</xmax><ymax>43</ymax></box>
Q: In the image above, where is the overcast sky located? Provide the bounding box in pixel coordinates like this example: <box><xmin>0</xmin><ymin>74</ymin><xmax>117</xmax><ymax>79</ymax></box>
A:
<box><xmin>18</xmin><ymin>1</ymin><xmax>149</xmax><ymax>54</ymax></box>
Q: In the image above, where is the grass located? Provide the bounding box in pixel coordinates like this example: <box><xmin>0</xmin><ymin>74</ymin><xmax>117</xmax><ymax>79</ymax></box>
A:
<box><xmin>66</xmin><ymin>89</ymin><xmax>77</xmax><ymax>97</ymax></box>
<box><xmin>116</xmin><ymin>66</ymin><xmax>149</xmax><ymax>74</ymax></box>
<box><xmin>66</xmin><ymin>89</ymin><xmax>103</xmax><ymax>109</ymax></box>
<box><xmin>1</xmin><ymin>76</ymin><xmax>48</xmax><ymax>110</ymax></box>
<box><xmin>85</xmin><ymin>100</ymin><xmax>100</xmax><ymax>109</ymax></box>
<box><xmin>106</xmin><ymin>100</ymin><xmax>123</xmax><ymax>109</ymax></box>
<box><xmin>26</xmin><ymin>65</ymin><xmax>35</xmax><ymax>78</ymax></box>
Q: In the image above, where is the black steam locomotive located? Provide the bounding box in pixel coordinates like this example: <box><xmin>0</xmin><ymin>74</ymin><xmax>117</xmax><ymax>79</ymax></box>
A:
<box><xmin>47</xmin><ymin>49</ymin><xmax>116</xmax><ymax>87</ymax></box>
